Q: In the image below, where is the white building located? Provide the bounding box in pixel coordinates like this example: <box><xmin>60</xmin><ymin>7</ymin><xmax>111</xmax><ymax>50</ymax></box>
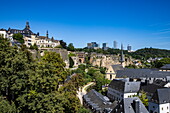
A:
<box><xmin>35</xmin><ymin>36</ymin><xmax>60</xmax><ymax>48</ymax></box>
<box><xmin>149</xmin><ymin>88</ymin><xmax>170</xmax><ymax>113</ymax></box>
<box><xmin>107</xmin><ymin>78</ymin><xmax>141</xmax><ymax>101</ymax></box>
<box><xmin>0</xmin><ymin>22</ymin><xmax>60</xmax><ymax>48</ymax></box>
<box><xmin>0</xmin><ymin>29</ymin><xmax>8</xmax><ymax>38</ymax></box>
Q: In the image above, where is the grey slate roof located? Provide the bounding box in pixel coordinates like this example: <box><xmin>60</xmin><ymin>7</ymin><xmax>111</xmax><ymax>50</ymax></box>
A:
<box><xmin>108</xmin><ymin>79</ymin><xmax>141</xmax><ymax>93</ymax></box>
<box><xmin>112</xmin><ymin>97</ymin><xmax>149</xmax><ymax>113</ymax></box>
<box><xmin>140</xmin><ymin>84</ymin><xmax>164</xmax><ymax>96</ymax></box>
<box><xmin>111</xmin><ymin>64</ymin><xmax>124</xmax><ymax>72</ymax></box>
<box><xmin>83</xmin><ymin>89</ymin><xmax>117</xmax><ymax>112</ymax></box>
<box><xmin>116</xmin><ymin>69</ymin><xmax>170</xmax><ymax>78</ymax></box>
<box><xmin>160</xmin><ymin>64</ymin><xmax>170</xmax><ymax>70</ymax></box>
<box><xmin>151</xmin><ymin>88</ymin><xmax>170</xmax><ymax>104</ymax></box>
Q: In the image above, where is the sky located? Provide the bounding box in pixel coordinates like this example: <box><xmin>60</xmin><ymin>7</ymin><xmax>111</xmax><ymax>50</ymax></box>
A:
<box><xmin>1</xmin><ymin>0</ymin><xmax>170</xmax><ymax>50</ymax></box>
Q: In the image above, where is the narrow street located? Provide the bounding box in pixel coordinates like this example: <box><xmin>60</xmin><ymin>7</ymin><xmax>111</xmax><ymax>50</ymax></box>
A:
<box><xmin>77</xmin><ymin>82</ymin><xmax>95</xmax><ymax>105</ymax></box>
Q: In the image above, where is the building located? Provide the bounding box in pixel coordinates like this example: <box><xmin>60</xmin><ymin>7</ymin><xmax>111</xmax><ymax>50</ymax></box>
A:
<box><xmin>0</xmin><ymin>22</ymin><xmax>60</xmax><ymax>48</ymax></box>
<box><xmin>83</xmin><ymin>89</ymin><xmax>117</xmax><ymax>113</ymax></box>
<box><xmin>119</xmin><ymin>44</ymin><xmax>125</xmax><ymax>67</ymax></box>
<box><xmin>0</xmin><ymin>29</ymin><xmax>8</xmax><ymax>38</ymax></box>
<box><xmin>160</xmin><ymin>64</ymin><xmax>170</xmax><ymax>72</ymax></box>
<box><xmin>116</xmin><ymin>69</ymin><xmax>170</xmax><ymax>84</ymax></box>
<box><xmin>87</xmin><ymin>42</ymin><xmax>99</xmax><ymax>49</ymax></box>
<box><xmin>127</xmin><ymin>44</ymin><xmax>132</xmax><ymax>52</ymax></box>
<box><xmin>107</xmin><ymin>79</ymin><xmax>141</xmax><ymax>101</ymax></box>
<box><xmin>76</xmin><ymin>52</ymin><xmax>85</xmax><ymax>63</ymax></box>
<box><xmin>105</xmin><ymin>64</ymin><xmax>124</xmax><ymax>80</ymax></box>
<box><xmin>112</xmin><ymin>97</ymin><xmax>149</xmax><ymax>113</ymax></box>
<box><xmin>113</xmin><ymin>41</ymin><xmax>117</xmax><ymax>49</ymax></box>
<box><xmin>148</xmin><ymin>88</ymin><xmax>170</xmax><ymax>113</ymax></box>
<box><xmin>35</xmin><ymin>33</ymin><xmax>60</xmax><ymax>48</ymax></box>
<box><xmin>102</xmin><ymin>43</ymin><xmax>109</xmax><ymax>50</ymax></box>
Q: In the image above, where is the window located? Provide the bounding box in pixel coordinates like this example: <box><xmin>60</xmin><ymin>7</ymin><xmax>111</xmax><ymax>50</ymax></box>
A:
<box><xmin>110</xmin><ymin>74</ymin><xmax>112</xmax><ymax>80</ymax></box>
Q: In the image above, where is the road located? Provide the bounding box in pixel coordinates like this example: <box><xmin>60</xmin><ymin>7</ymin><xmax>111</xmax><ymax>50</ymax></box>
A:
<box><xmin>77</xmin><ymin>82</ymin><xmax>95</xmax><ymax>105</ymax></box>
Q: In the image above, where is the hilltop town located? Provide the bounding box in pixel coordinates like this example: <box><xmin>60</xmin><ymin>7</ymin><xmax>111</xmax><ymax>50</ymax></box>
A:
<box><xmin>0</xmin><ymin>22</ymin><xmax>170</xmax><ymax>113</ymax></box>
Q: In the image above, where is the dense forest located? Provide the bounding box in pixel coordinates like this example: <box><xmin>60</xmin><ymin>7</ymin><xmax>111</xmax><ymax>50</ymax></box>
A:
<box><xmin>129</xmin><ymin>48</ymin><xmax>170</xmax><ymax>59</ymax></box>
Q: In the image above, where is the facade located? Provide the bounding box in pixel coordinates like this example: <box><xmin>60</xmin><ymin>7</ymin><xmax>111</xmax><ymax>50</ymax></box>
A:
<box><xmin>113</xmin><ymin>41</ymin><xmax>117</xmax><ymax>49</ymax></box>
<box><xmin>105</xmin><ymin>64</ymin><xmax>124</xmax><ymax>80</ymax></box>
<box><xmin>160</xmin><ymin>64</ymin><xmax>170</xmax><ymax>72</ymax></box>
<box><xmin>127</xmin><ymin>44</ymin><xmax>132</xmax><ymax>52</ymax></box>
<box><xmin>149</xmin><ymin>88</ymin><xmax>170</xmax><ymax>113</ymax></box>
<box><xmin>76</xmin><ymin>52</ymin><xmax>85</xmax><ymax>63</ymax></box>
<box><xmin>0</xmin><ymin>29</ymin><xmax>8</xmax><ymax>38</ymax></box>
<box><xmin>102</xmin><ymin>43</ymin><xmax>109</xmax><ymax>50</ymax></box>
<box><xmin>107</xmin><ymin>79</ymin><xmax>141</xmax><ymax>101</ymax></box>
<box><xmin>87</xmin><ymin>42</ymin><xmax>99</xmax><ymax>49</ymax></box>
<box><xmin>0</xmin><ymin>22</ymin><xmax>60</xmax><ymax>48</ymax></box>
<box><xmin>83</xmin><ymin>89</ymin><xmax>117</xmax><ymax>113</ymax></box>
<box><xmin>35</xmin><ymin>36</ymin><xmax>60</xmax><ymax>48</ymax></box>
<box><xmin>112</xmin><ymin>97</ymin><xmax>149</xmax><ymax>113</ymax></box>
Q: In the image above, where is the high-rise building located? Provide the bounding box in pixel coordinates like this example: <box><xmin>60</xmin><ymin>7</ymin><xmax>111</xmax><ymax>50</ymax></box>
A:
<box><xmin>102</xmin><ymin>43</ymin><xmax>108</xmax><ymax>50</ymax></box>
<box><xmin>113</xmin><ymin>41</ymin><xmax>117</xmax><ymax>49</ymax></box>
<box><xmin>127</xmin><ymin>44</ymin><xmax>132</xmax><ymax>51</ymax></box>
<box><xmin>87</xmin><ymin>42</ymin><xmax>99</xmax><ymax>49</ymax></box>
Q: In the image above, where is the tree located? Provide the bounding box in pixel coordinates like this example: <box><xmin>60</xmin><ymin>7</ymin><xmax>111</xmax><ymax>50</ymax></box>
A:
<box><xmin>30</xmin><ymin>43</ymin><xmax>38</xmax><ymax>50</ymax></box>
<box><xmin>0</xmin><ymin>97</ymin><xmax>16</xmax><ymax>113</ymax></box>
<box><xmin>67</xmin><ymin>43</ymin><xmax>75</xmax><ymax>51</ymax></box>
<box><xmin>139</xmin><ymin>90</ymin><xmax>148</xmax><ymax>107</ymax></box>
<box><xmin>0</xmin><ymin>36</ymin><xmax>33</xmax><ymax>111</ymax></box>
<box><xmin>12</xmin><ymin>33</ymin><xmax>24</xmax><ymax>44</ymax></box>
<box><xmin>78</xmin><ymin>106</ymin><xmax>91</xmax><ymax>113</ymax></box>
<box><xmin>154</xmin><ymin>58</ymin><xmax>170</xmax><ymax>68</ymax></box>
<box><xmin>59</xmin><ymin>40</ymin><xmax>67</xmax><ymax>49</ymax></box>
<box><xmin>69</xmin><ymin>57</ymin><xmax>74</xmax><ymax>68</ymax></box>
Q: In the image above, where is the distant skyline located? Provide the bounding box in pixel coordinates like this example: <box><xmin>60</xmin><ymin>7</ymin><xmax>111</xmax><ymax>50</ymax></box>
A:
<box><xmin>1</xmin><ymin>0</ymin><xmax>170</xmax><ymax>50</ymax></box>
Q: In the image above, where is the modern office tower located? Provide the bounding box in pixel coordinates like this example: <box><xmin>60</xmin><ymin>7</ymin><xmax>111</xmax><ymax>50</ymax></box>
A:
<box><xmin>113</xmin><ymin>41</ymin><xmax>117</xmax><ymax>49</ymax></box>
<box><xmin>102</xmin><ymin>43</ymin><xmax>108</xmax><ymax>50</ymax></box>
<box><xmin>87</xmin><ymin>43</ymin><xmax>92</xmax><ymax>48</ymax></box>
<box><xmin>87</xmin><ymin>42</ymin><xmax>99</xmax><ymax>49</ymax></box>
<box><xmin>127</xmin><ymin>44</ymin><xmax>132</xmax><ymax>51</ymax></box>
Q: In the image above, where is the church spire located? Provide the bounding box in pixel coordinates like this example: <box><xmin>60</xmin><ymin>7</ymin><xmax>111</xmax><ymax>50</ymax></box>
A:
<box><xmin>46</xmin><ymin>30</ymin><xmax>49</xmax><ymax>38</ymax></box>
<box><xmin>120</xmin><ymin>43</ymin><xmax>125</xmax><ymax>64</ymax></box>
<box><xmin>25</xmin><ymin>22</ymin><xmax>30</xmax><ymax>30</ymax></box>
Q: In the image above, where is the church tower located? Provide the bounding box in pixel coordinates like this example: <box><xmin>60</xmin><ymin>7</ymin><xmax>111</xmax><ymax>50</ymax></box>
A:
<box><xmin>120</xmin><ymin>44</ymin><xmax>125</xmax><ymax>65</ymax></box>
<box><xmin>46</xmin><ymin>30</ymin><xmax>49</xmax><ymax>38</ymax></box>
<box><xmin>25</xmin><ymin>22</ymin><xmax>30</xmax><ymax>30</ymax></box>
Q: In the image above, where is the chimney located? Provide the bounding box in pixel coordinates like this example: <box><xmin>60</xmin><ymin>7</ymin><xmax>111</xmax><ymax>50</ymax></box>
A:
<box><xmin>133</xmin><ymin>99</ymin><xmax>140</xmax><ymax>113</ymax></box>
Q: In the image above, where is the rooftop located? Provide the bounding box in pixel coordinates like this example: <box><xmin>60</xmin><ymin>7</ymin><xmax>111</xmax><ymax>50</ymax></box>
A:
<box><xmin>108</xmin><ymin>79</ymin><xmax>141</xmax><ymax>93</ymax></box>
<box><xmin>151</xmin><ymin>88</ymin><xmax>170</xmax><ymax>104</ymax></box>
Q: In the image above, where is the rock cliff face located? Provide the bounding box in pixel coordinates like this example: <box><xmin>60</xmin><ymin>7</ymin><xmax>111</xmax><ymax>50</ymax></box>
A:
<box><xmin>90</xmin><ymin>53</ymin><xmax>132</xmax><ymax>69</ymax></box>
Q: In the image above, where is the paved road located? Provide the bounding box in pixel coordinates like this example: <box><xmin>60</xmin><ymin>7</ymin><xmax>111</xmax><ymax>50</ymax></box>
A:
<box><xmin>77</xmin><ymin>82</ymin><xmax>95</xmax><ymax>105</ymax></box>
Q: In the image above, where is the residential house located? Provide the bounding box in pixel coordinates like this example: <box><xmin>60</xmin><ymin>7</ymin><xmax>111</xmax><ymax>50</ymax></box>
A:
<box><xmin>112</xmin><ymin>97</ymin><xmax>149</xmax><ymax>113</ymax></box>
<box><xmin>160</xmin><ymin>64</ymin><xmax>170</xmax><ymax>72</ymax></box>
<box><xmin>116</xmin><ymin>69</ymin><xmax>170</xmax><ymax>84</ymax></box>
<box><xmin>83</xmin><ymin>89</ymin><xmax>117</xmax><ymax>113</ymax></box>
<box><xmin>106</xmin><ymin>64</ymin><xmax>124</xmax><ymax>80</ymax></box>
<box><xmin>149</xmin><ymin>88</ymin><xmax>170</xmax><ymax>113</ymax></box>
<box><xmin>107</xmin><ymin>78</ymin><xmax>141</xmax><ymax>101</ymax></box>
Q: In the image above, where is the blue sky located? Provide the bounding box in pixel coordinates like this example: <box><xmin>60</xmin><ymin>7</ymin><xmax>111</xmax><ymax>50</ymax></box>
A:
<box><xmin>1</xmin><ymin>0</ymin><xmax>170</xmax><ymax>50</ymax></box>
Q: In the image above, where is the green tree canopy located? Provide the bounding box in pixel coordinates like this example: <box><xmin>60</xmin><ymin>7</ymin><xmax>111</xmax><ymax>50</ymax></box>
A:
<box><xmin>67</xmin><ymin>43</ymin><xmax>75</xmax><ymax>51</ymax></box>
<box><xmin>12</xmin><ymin>33</ymin><xmax>24</xmax><ymax>44</ymax></box>
<box><xmin>59</xmin><ymin>40</ymin><xmax>67</xmax><ymax>49</ymax></box>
